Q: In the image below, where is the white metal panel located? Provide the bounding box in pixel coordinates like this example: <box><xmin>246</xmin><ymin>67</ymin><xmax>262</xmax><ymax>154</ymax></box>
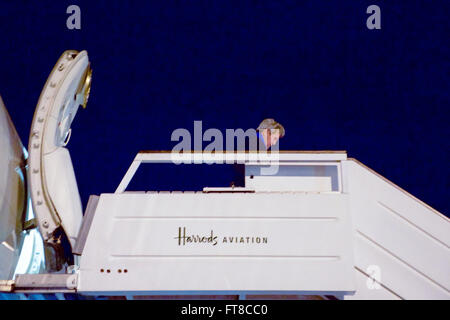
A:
<box><xmin>78</xmin><ymin>193</ymin><xmax>355</xmax><ymax>294</ymax></box>
<box><xmin>343</xmin><ymin>159</ymin><xmax>450</xmax><ymax>299</ymax></box>
<box><xmin>43</xmin><ymin>148</ymin><xmax>83</xmax><ymax>246</ymax></box>
<box><xmin>203</xmin><ymin>187</ymin><xmax>254</xmax><ymax>193</ymax></box>
<box><xmin>344</xmin><ymin>268</ymin><xmax>401</xmax><ymax>300</ymax></box>
<box><xmin>346</xmin><ymin>159</ymin><xmax>450</xmax><ymax>246</ymax></box>
<box><xmin>245</xmin><ymin>176</ymin><xmax>332</xmax><ymax>192</ymax></box>
<box><xmin>353</xmin><ymin>232</ymin><xmax>448</xmax><ymax>299</ymax></box>
<box><xmin>135</xmin><ymin>151</ymin><xmax>348</xmax><ymax>163</ymax></box>
<box><xmin>244</xmin><ymin>163</ymin><xmax>341</xmax><ymax>192</ymax></box>
<box><xmin>0</xmin><ymin>97</ymin><xmax>26</xmax><ymax>280</ymax></box>
<box><xmin>353</xmin><ymin>201</ymin><xmax>449</xmax><ymax>290</ymax></box>
<box><xmin>28</xmin><ymin>50</ymin><xmax>90</xmax><ymax>246</ymax></box>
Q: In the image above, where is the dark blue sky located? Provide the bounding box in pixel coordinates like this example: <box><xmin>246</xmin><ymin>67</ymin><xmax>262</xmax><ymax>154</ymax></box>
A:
<box><xmin>0</xmin><ymin>1</ymin><xmax>448</xmax><ymax>216</ymax></box>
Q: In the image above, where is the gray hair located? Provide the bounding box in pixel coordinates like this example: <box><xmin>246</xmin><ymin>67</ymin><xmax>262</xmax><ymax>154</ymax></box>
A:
<box><xmin>257</xmin><ymin>118</ymin><xmax>285</xmax><ymax>137</ymax></box>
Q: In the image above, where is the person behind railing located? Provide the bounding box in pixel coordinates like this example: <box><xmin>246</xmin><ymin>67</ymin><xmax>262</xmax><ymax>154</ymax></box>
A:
<box><xmin>256</xmin><ymin>118</ymin><xmax>285</xmax><ymax>151</ymax></box>
<box><xmin>231</xmin><ymin>118</ymin><xmax>285</xmax><ymax>187</ymax></box>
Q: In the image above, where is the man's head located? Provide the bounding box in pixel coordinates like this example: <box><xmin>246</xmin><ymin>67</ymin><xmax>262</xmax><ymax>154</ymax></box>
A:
<box><xmin>257</xmin><ymin>118</ymin><xmax>285</xmax><ymax>150</ymax></box>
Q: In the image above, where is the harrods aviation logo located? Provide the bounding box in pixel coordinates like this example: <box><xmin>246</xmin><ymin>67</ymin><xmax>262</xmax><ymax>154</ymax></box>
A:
<box><xmin>174</xmin><ymin>227</ymin><xmax>268</xmax><ymax>246</ymax></box>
